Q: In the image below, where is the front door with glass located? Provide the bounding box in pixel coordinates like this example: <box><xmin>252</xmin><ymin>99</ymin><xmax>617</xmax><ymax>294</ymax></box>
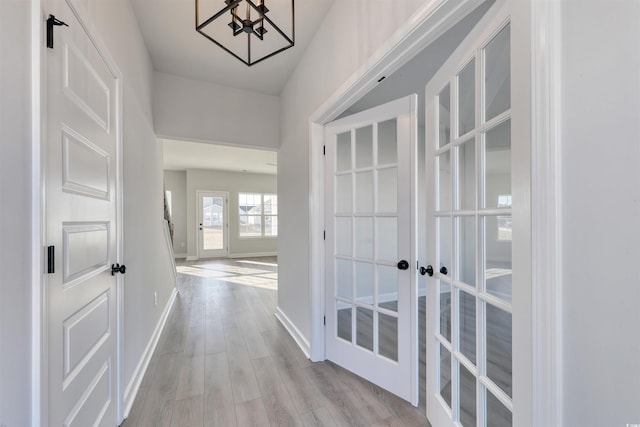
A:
<box><xmin>198</xmin><ymin>191</ymin><xmax>228</xmax><ymax>258</ymax></box>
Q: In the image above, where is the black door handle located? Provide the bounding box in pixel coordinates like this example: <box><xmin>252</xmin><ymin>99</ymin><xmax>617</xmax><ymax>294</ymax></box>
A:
<box><xmin>440</xmin><ymin>266</ymin><xmax>448</xmax><ymax>275</ymax></box>
<box><xmin>111</xmin><ymin>263</ymin><xmax>126</xmax><ymax>276</ymax></box>
<box><xmin>420</xmin><ymin>265</ymin><xmax>434</xmax><ymax>276</ymax></box>
<box><xmin>397</xmin><ymin>260</ymin><xmax>409</xmax><ymax>270</ymax></box>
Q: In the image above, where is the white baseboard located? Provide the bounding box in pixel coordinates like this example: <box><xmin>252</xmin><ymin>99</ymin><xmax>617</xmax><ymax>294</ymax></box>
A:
<box><xmin>122</xmin><ymin>288</ymin><xmax>178</xmax><ymax>418</ymax></box>
<box><xmin>275</xmin><ymin>307</ymin><xmax>310</xmax><ymax>359</ymax></box>
<box><xmin>228</xmin><ymin>251</ymin><xmax>277</xmax><ymax>259</ymax></box>
<box><xmin>174</xmin><ymin>253</ymin><xmax>187</xmax><ymax>259</ymax></box>
<box><xmin>186</xmin><ymin>256</ymin><xmax>198</xmax><ymax>261</ymax></box>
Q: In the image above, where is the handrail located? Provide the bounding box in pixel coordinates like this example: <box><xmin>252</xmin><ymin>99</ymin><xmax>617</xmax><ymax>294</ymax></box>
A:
<box><xmin>163</xmin><ymin>219</ymin><xmax>177</xmax><ymax>281</ymax></box>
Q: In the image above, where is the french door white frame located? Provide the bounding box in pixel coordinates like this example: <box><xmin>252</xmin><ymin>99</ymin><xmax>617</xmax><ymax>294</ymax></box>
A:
<box><xmin>307</xmin><ymin>1</ymin><xmax>562</xmax><ymax>426</ymax></box>
<box><xmin>31</xmin><ymin>0</ymin><xmax>125</xmax><ymax>425</ymax></box>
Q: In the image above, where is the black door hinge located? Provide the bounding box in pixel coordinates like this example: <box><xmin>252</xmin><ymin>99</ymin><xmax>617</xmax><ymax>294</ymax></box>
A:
<box><xmin>47</xmin><ymin>245</ymin><xmax>55</xmax><ymax>274</ymax></box>
<box><xmin>47</xmin><ymin>14</ymin><xmax>69</xmax><ymax>49</ymax></box>
<box><xmin>323</xmin><ymin>230</ymin><xmax>326</xmax><ymax>240</ymax></box>
<box><xmin>323</xmin><ymin>145</ymin><xmax>326</xmax><ymax>156</ymax></box>
<box><xmin>323</xmin><ymin>316</ymin><xmax>326</xmax><ymax>326</ymax></box>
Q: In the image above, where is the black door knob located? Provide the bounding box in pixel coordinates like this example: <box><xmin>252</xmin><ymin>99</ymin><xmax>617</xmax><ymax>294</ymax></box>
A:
<box><xmin>397</xmin><ymin>260</ymin><xmax>409</xmax><ymax>270</ymax></box>
<box><xmin>440</xmin><ymin>266</ymin><xmax>448</xmax><ymax>275</ymax></box>
<box><xmin>420</xmin><ymin>265</ymin><xmax>434</xmax><ymax>276</ymax></box>
<box><xmin>111</xmin><ymin>263</ymin><xmax>126</xmax><ymax>276</ymax></box>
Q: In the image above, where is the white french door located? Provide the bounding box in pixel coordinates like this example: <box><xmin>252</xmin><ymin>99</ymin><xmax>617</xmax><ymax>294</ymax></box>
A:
<box><xmin>198</xmin><ymin>191</ymin><xmax>228</xmax><ymax>258</ymax></box>
<box><xmin>45</xmin><ymin>0</ymin><xmax>122</xmax><ymax>425</ymax></box>
<box><xmin>425</xmin><ymin>1</ymin><xmax>521</xmax><ymax>426</ymax></box>
<box><xmin>325</xmin><ymin>95</ymin><xmax>418</xmax><ymax>404</ymax></box>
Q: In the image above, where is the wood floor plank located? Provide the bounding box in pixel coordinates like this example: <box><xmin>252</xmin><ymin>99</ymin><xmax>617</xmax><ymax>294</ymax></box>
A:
<box><xmin>184</xmin><ymin>325</ymin><xmax>206</xmax><ymax>357</ymax></box>
<box><xmin>204</xmin><ymin>352</ymin><xmax>237</xmax><ymax>427</ymax></box>
<box><xmin>235</xmin><ymin>398</ymin><xmax>271</xmax><ymax>427</ymax></box>
<box><xmin>176</xmin><ymin>355</ymin><xmax>205</xmax><ymax>400</ymax></box>
<box><xmin>205</xmin><ymin>319</ymin><xmax>226</xmax><ymax>355</ymax></box>
<box><xmin>170</xmin><ymin>396</ymin><xmax>204</xmax><ymax>427</ymax></box>
<box><xmin>300</xmin><ymin>407</ymin><xmax>339</xmax><ymax>427</ymax></box>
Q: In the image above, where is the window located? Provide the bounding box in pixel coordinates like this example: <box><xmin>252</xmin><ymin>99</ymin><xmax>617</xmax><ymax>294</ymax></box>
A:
<box><xmin>239</xmin><ymin>193</ymin><xmax>278</xmax><ymax>237</ymax></box>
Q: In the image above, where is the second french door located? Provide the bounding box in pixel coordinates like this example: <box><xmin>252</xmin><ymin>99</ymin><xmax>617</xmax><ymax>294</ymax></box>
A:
<box><xmin>198</xmin><ymin>191</ymin><xmax>229</xmax><ymax>258</ymax></box>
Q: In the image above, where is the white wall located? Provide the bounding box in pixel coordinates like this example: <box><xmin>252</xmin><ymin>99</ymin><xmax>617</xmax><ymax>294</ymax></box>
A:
<box><xmin>185</xmin><ymin>169</ymin><xmax>277</xmax><ymax>258</ymax></box>
<box><xmin>278</xmin><ymin>0</ymin><xmax>429</xmax><ymax>347</ymax></box>
<box><xmin>164</xmin><ymin>170</ymin><xmax>188</xmax><ymax>256</ymax></box>
<box><xmin>153</xmin><ymin>72</ymin><xmax>280</xmax><ymax>149</ymax></box>
<box><xmin>560</xmin><ymin>1</ymin><xmax>640</xmax><ymax>425</ymax></box>
<box><xmin>0</xmin><ymin>1</ymin><xmax>32</xmax><ymax>424</ymax></box>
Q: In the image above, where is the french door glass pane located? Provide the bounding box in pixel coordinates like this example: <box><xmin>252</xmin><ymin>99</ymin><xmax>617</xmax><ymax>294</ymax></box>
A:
<box><xmin>378</xmin><ymin>119</ymin><xmax>398</xmax><ymax>165</ymax></box>
<box><xmin>355</xmin><ymin>261</ymin><xmax>374</xmax><ymax>304</ymax></box>
<box><xmin>337</xmin><ymin>302</ymin><xmax>352</xmax><ymax>342</ymax></box>
<box><xmin>458</xmin><ymin>216</ymin><xmax>476</xmax><ymax>287</ymax></box>
<box><xmin>484</xmin><ymin>24</ymin><xmax>511</xmax><ymax>122</ymax></box>
<box><xmin>376</xmin><ymin>217</ymin><xmax>397</xmax><ymax>262</ymax></box>
<box><xmin>459</xmin><ymin>363</ymin><xmax>477</xmax><ymax>427</ymax></box>
<box><xmin>459</xmin><ymin>290</ymin><xmax>476</xmax><ymax>364</ymax></box>
<box><xmin>356</xmin><ymin>171</ymin><xmax>374</xmax><ymax>213</ymax></box>
<box><xmin>438</xmin><ymin>151</ymin><xmax>452</xmax><ymax>211</ymax></box>
<box><xmin>203</xmin><ymin>196</ymin><xmax>224</xmax><ymax>249</ymax></box>
<box><xmin>440</xmin><ymin>344</ymin><xmax>452</xmax><ymax>408</ymax></box>
<box><xmin>438</xmin><ymin>217</ymin><xmax>452</xmax><ymax>272</ymax></box>
<box><xmin>379</xmin><ymin>313</ymin><xmax>398</xmax><ymax>362</ymax></box>
<box><xmin>484</xmin><ymin>215</ymin><xmax>512</xmax><ymax>303</ymax></box>
<box><xmin>486</xmin><ymin>303</ymin><xmax>512</xmax><ymax>398</ymax></box>
<box><xmin>377</xmin><ymin>167</ymin><xmax>398</xmax><ymax>213</ymax></box>
<box><xmin>438</xmin><ymin>84</ymin><xmax>451</xmax><ymax>148</ymax></box>
<box><xmin>356</xmin><ymin>307</ymin><xmax>374</xmax><ymax>351</ymax></box>
<box><xmin>458</xmin><ymin>59</ymin><xmax>476</xmax><ymax>136</ymax></box>
<box><xmin>458</xmin><ymin>140</ymin><xmax>476</xmax><ymax>210</ymax></box>
<box><xmin>335</xmin><ymin>217</ymin><xmax>352</xmax><ymax>256</ymax></box>
<box><xmin>484</xmin><ymin>120</ymin><xmax>511</xmax><ymax>209</ymax></box>
<box><xmin>337</xmin><ymin>132</ymin><xmax>352</xmax><ymax>171</ymax></box>
<box><xmin>356</xmin><ymin>125</ymin><xmax>373</xmax><ymax>168</ymax></box>
<box><xmin>486</xmin><ymin>389</ymin><xmax>512</xmax><ymax>427</ymax></box>
<box><xmin>377</xmin><ymin>265</ymin><xmax>398</xmax><ymax>312</ymax></box>
<box><xmin>336</xmin><ymin>259</ymin><xmax>352</xmax><ymax>299</ymax></box>
<box><xmin>355</xmin><ymin>217</ymin><xmax>374</xmax><ymax>259</ymax></box>
<box><xmin>336</xmin><ymin>174</ymin><xmax>352</xmax><ymax>213</ymax></box>
<box><xmin>440</xmin><ymin>282</ymin><xmax>451</xmax><ymax>342</ymax></box>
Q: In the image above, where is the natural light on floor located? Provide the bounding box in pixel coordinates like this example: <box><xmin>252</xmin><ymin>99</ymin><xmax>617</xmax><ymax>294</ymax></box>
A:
<box><xmin>176</xmin><ymin>262</ymin><xmax>278</xmax><ymax>290</ymax></box>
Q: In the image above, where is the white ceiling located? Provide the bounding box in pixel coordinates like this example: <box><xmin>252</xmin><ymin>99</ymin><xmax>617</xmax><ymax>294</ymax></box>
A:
<box><xmin>162</xmin><ymin>139</ymin><xmax>277</xmax><ymax>174</ymax></box>
<box><xmin>130</xmin><ymin>0</ymin><xmax>334</xmax><ymax>96</ymax></box>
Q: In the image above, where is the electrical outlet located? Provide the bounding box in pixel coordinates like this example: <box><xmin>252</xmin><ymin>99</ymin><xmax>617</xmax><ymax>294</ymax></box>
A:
<box><xmin>154</xmin><ymin>292</ymin><xmax>158</xmax><ymax>306</ymax></box>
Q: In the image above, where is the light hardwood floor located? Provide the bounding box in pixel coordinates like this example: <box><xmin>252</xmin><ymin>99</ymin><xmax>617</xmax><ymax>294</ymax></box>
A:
<box><xmin>121</xmin><ymin>257</ymin><xmax>430</xmax><ymax>427</ymax></box>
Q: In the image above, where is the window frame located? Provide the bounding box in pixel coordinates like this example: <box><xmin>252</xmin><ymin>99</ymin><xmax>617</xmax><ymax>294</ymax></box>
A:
<box><xmin>238</xmin><ymin>192</ymin><xmax>278</xmax><ymax>238</ymax></box>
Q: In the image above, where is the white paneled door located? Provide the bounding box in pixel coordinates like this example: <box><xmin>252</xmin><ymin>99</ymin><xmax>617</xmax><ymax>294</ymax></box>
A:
<box><xmin>197</xmin><ymin>191</ymin><xmax>228</xmax><ymax>258</ymax></box>
<box><xmin>425</xmin><ymin>1</ymin><xmax>518</xmax><ymax>426</ymax></box>
<box><xmin>46</xmin><ymin>0</ymin><xmax>121</xmax><ymax>425</ymax></box>
<box><xmin>325</xmin><ymin>96</ymin><xmax>418</xmax><ymax>404</ymax></box>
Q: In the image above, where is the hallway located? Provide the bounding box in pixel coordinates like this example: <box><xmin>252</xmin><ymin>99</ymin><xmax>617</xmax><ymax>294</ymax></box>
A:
<box><xmin>122</xmin><ymin>258</ymin><xmax>429</xmax><ymax>426</ymax></box>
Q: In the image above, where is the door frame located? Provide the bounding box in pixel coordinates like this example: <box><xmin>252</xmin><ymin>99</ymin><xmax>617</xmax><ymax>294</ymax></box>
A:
<box><xmin>307</xmin><ymin>0</ymin><xmax>562</xmax><ymax>425</ymax></box>
<box><xmin>31</xmin><ymin>0</ymin><xmax>125</xmax><ymax>425</ymax></box>
<box><xmin>196</xmin><ymin>190</ymin><xmax>229</xmax><ymax>258</ymax></box>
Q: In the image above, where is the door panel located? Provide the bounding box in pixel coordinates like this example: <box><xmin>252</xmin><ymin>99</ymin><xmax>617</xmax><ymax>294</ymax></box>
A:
<box><xmin>325</xmin><ymin>95</ymin><xmax>418</xmax><ymax>404</ymax></box>
<box><xmin>198</xmin><ymin>191</ymin><xmax>228</xmax><ymax>258</ymax></box>
<box><xmin>426</xmin><ymin>1</ymin><xmax>514</xmax><ymax>426</ymax></box>
<box><xmin>46</xmin><ymin>0</ymin><xmax>120</xmax><ymax>425</ymax></box>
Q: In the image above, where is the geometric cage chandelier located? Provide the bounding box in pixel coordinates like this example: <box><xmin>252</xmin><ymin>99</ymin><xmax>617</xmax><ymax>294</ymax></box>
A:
<box><xmin>196</xmin><ymin>0</ymin><xmax>295</xmax><ymax>66</ymax></box>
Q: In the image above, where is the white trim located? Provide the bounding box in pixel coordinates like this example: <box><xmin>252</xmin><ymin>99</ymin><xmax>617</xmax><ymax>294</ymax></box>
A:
<box><xmin>31</xmin><ymin>1</ymin><xmax>44</xmax><ymax>425</ymax></box>
<box><xmin>228</xmin><ymin>251</ymin><xmax>278</xmax><ymax>258</ymax></box>
<box><xmin>174</xmin><ymin>253</ymin><xmax>188</xmax><ymax>259</ymax></box>
<box><xmin>530</xmin><ymin>0</ymin><xmax>562</xmax><ymax>425</ymax></box>
<box><xmin>275</xmin><ymin>307</ymin><xmax>311</xmax><ymax>359</ymax></box>
<box><xmin>186</xmin><ymin>256</ymin><xmax>199</xmax><ymax>261</ymax></box>
<box><xmin>122</xmin><ymin>288</ymin><xmax>178</xmax><ymax>418</ymax></box>
<box><xmin>308</xmin><ymin>0</ymin><xmax>485</xmax><ymax>369</ymax></box>
<box><xmin>162</xmin><ymin>220</ymin><xmax>178</xmax><ymax>282</ymax></box>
